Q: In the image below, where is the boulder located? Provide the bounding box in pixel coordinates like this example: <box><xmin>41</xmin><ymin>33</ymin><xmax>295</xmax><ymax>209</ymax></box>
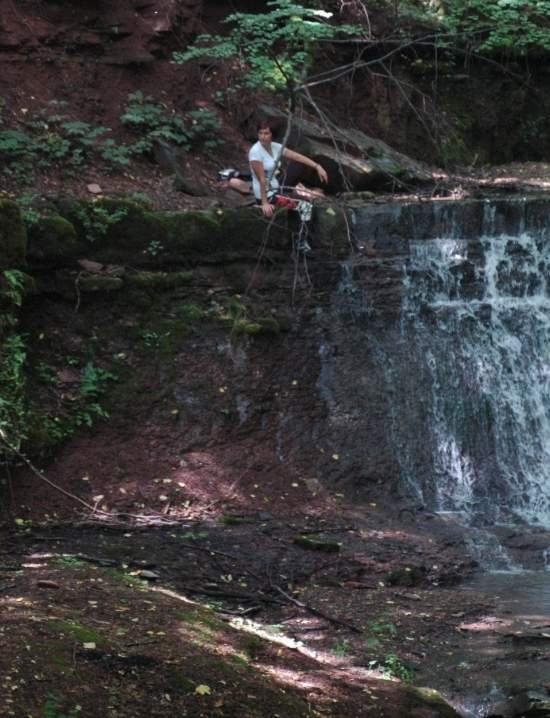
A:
<box><xmin>153</xmin><ymin>139</ymin><xmax>211</xmax><ymax>196</ymax></box>
<box><xmin>55</xmin><ymin>198</ymin><xmax>294</xmax><ymax>266</ymax></box>
<box><xmin>402</xmin><ymin>686</ymin><xmax>462</xmax><ymax>717</ymax></box>
<box><xmin>259</xmin><ymin>105</ymin><xmax>433</xmax><ymax>192</ymax></box>
<box><xmin>27</xmin><ymin>216</ymin><xmax>80</xmax><ymax>268</ymax></box>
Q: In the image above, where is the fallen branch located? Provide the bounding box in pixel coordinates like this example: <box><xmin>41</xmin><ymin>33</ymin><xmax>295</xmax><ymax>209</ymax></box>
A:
<box><xmin>181</xmin><ymin>584</ymin><xmax>284</xmax><ymax>605</ymax></box>
<box><xmin>273</xmin><ymin>584</ymin><xmax>363</xmax><ymax>634</ymax></box>
<box><xmin>0</xmin><ymin>433</ymin><xmax>180</xmax><ymax>524</ymax></box>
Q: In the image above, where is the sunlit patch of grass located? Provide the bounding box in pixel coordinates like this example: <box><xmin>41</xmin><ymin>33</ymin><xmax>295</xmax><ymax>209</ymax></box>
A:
<box><xmin>102</xmin><ymin>568</ymin><xmax>148</xmax><ymax>589</ymax></box>
<box><xmin>46</xmin><ymin>619</ymin><xmax>106</xmax><ymax>646</ymax></box>
<box><xmin>173</xmin><ymin>609</ymin><xmax>198</xmax><ymax>623</ymax></box>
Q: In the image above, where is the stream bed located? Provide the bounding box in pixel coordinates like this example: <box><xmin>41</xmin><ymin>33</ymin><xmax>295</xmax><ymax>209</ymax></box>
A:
<box><xmin>437</xmin><ymin>570</ymin><xmax>550</xmax><ymax>717</ymax></box>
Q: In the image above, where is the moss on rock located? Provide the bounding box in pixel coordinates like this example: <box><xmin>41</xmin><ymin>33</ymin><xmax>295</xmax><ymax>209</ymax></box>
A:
<box><xmin>233</xmin><ymin>317</ymin><xmax>280</xmax><ymax>336</ymax></box>
<box><xmin>0</xmin><ymin>200</ymin><xmax>27</xmax><ymax>270</ymax></box>
<box><xmin>57</xmin><ymin>198</ymin><xmax>166</xmax><ymax>265</ymax></box>
<box><xmin>27</xmin><ymin>216</ymin><xmax>79</xmax><ymax>267</ymax></box>
<box><xmin>218</xmin><ymin>208</ymin><xmax>289</xmax><ymax>253</ymax></box>
<box><xmin>239</xmin><ymin>321</ymin><xmax>263</xmax><ymax>335</ymax></box>
<box><xmin>160</xmin><ymin>211</ymin><xmax>222</xmax><ymax>258</ymax></box>
<box><xmin>55</xmin><ymin>198</ymin><xmax>294</xmax><ymax>267</ymax></box>
<box><xmin>78</xmin><ymin>276</ymin><xmax>124</xmax><ymax>293</ymax></box>
<box><xmin>125</xmin><ymin>271</ymin><xmax>193</xmax><ymax>290</ymax></box>
<box><xmin>293</xmin><ymin>534</ymin><xmax>341</xmax><ymax>552</ymax></box>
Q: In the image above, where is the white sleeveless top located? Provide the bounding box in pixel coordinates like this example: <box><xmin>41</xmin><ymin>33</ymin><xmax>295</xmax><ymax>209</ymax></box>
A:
<box><xmin>248</xmin><ymin>141</ymin><xmax>283</xmax><ymax>200</ymax></box>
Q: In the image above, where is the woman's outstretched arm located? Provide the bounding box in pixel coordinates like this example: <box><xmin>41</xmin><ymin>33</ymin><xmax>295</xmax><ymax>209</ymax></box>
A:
<box><xmin>282</xmin><ymin>148</ymin><xmax>328</xmax><ymax>185</ymax></box>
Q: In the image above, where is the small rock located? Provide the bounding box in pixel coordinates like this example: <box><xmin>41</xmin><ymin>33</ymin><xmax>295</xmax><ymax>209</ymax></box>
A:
<box><xmin>137</xmin><ymin>570</ymin><xmax>160</xmax><ymax>581</ymax></box>
<box><xmin>36</xmin><ymin>580</ymin><xmax>60</xmax><ymax>589</ymax></box>
<box><xmin>293</xmin><ymin>534</ymin><xmax>341</xmax><ymax>552</ymax></box>
<box><xmin>78</xmin><ymin>258</ymin><xmax>104</xmax><ymax>274</ymax></box>
<box><xmin>304</xmin><ymin>478</ymin><xmax>321</xmax><ymax>494</ymax></box>
<box><xmin>87</xmin><ymin>183</ymin><xmax>103</xmax><ymax>194</ymax></box>
<box><xmin>56</xmin><ymin>368</ymin><xmax>80</xmax><ymax>384</ymax></box>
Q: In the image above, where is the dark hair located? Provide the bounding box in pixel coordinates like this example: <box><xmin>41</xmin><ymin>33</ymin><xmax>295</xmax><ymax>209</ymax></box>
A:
<box><xmin>257</xmin><ymin>120</ymin><xmax>272</xmax><ymax>133</ymax></box>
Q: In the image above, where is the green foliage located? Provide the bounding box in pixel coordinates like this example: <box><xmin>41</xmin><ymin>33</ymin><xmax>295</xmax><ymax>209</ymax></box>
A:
<box><xmin>145</xmin><ymin>239</ymin><xmax>164</xmax><ymax>257</ymax></box>
<box><xmin>17</xmin><ymin>193</ymin><xmax>41</xmax><ymax>226</ymax></box>
<box><xmin>121</xmin><ymin>91</ymin><xmax>222</xmax><ymax>155</ymax></box>
<box><xmin>177</xmin><ymin>302</ymin><xmax>205</xmax><ymax>322</ymax></box>
<box><xmin>42</xmin><ymin>694</ymin><xmax>81</xmax><ymax>718</ymax></box>
<box><xmin>442</xmin><ymin>0</ymin><xmax>550</xmax><ymax>54</ymax></box>
<box><xmin>80</xmin><ymin>362</ymin><xmax>117</xmax><ymax>397</ymax></box>
<box><xmin>129</xmin><ymin>191</ymin><xmax>154</xmax><ymax>209</ymax></box>
<box><xmin>369</xmin><ymin>652</ymin><xmax>414</xmax><ymax>682</ymax></box>
<box><xmin>73</xmin><ymin>203</ymin><xmax>128</xmax><ymax>242</ymax></box>
<box><xmin>174</xmin><ymin>0</ymin><xmax>362</xmax><ymax>95</ymax></box>
<box><xmin>2</xmin><ymin>269</ymin><xmax>27</xmax><ymax>307</ymax></box>
<box><xmin>332</xmin><ymin>639</ymin><xmax>351</xmax><ymax>657</ymax></box>
<box><xmin>0</xmin><ymin>129</ymin><xmax>38</xmax><ymax>184</ymax></box>
<box><xmin>32</xmin><ymin>358</ymin><xmax>117</xmax><ymax>448</ymax></box>
<box><xmin>368</xmin><ymin>618</ymin><xmax>398</xmax><ymax>637</ymax></box>
<box><xmin>72</xmin><ymin>362</ymin><xmax>116</xmax><ymax>428</ymax></box>
<box><xmin>0</xmin><ymin>332</ymin><xmax>27</xmax><ymax>452</ymax></box>
<box><xmin>0</xmin><ymin>114</ymin><xmax>131</xmax><ymax>184</ymax></box>
<box><xmin>140</xmin><ymin>329</ymin><xmax>164</xmax><ymax>349</ymax></box>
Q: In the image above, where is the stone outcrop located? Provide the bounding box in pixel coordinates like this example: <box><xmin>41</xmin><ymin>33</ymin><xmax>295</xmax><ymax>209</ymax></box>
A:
<box><xmin>259</xmin><ymin>105</ymin><xmax>434</xmax><ymax>192</ymax></box>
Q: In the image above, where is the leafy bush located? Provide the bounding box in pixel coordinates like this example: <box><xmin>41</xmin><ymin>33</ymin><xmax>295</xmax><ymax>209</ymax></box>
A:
<box><xmin>35</xmin><ymin>359</ymin><xmax>117</xmax><ymax>441</ymax></box>
<box><xmin>73</xmin><ymin>203</ymin><xmax>128</xmax><ymax>243</ymax></box>
<box><xmin>17</xmin><ymin>193</ymin><xmax>41</xmax><ymax>226</ymax></box>
<box><xmin>0</xmin><ymin>114</ymin><xmax>131</xmax><ymax>184</ymax></box>
<box><xmin>369</xmin><ymin>652</ymin><xmax>414</xmax><ymax>682</ymax></box>
<box><xmin>0</xmin><ymin>332</ymin><xmax>27</xmax><ymax>452</ymax></box>
<box><xmin>442</xmin><ymin>0</ymin><xmax>550</xmax><ymax>54</ymax></box>
<box><xmin>121</xmin><ymin>91</ymin><xmax>223</xmax><ymax>154</ymax></box>
<box><xmin>2</xmin><ymin>269</ymin><xmax>27</xmax><ymax>308</ymax></box>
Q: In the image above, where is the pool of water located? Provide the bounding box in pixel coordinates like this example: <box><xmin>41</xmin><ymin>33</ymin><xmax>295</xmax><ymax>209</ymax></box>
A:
<box><xmin>443</xmin><ymin>571</ymin><xmax>550</xmax><ymax>717</ymax></box>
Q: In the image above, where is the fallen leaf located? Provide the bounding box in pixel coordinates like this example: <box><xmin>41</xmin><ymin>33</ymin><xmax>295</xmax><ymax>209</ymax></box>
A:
<box><xmin>195</xmin><ymin>684</ymin><xmax>212</xmax><ymax>696</ymax></box>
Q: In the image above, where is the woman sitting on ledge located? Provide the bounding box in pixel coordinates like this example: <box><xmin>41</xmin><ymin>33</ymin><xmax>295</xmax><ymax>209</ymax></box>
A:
<box><xmin>248</xmin><ymin>121</ymin><xmax>328</xmax><ymax>218</ymax></box>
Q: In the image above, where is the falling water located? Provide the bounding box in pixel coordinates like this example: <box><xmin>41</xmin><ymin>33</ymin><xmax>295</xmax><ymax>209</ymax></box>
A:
<box><xmin>372</xmin><ymin>203</ymin><xmax>550</xmax><ymax>528</ymax></box>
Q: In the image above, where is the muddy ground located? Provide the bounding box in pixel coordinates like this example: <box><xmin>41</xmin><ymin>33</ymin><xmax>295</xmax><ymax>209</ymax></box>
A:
<box><xmin>1</xmin><ymin>490</ymin><xmax>491</xmax><ymax>718</ymax></box>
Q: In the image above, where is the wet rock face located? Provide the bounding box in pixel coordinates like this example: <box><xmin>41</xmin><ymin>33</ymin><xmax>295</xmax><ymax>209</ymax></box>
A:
<box><xmin>310</xmin><ymin>197</ymin><xmax>550</xmax><ymax>510</ymax></box>
<box><xmin>13</xmin><ymin>196</ymin><xmax>550</xmax><ymax>526</ymax></box>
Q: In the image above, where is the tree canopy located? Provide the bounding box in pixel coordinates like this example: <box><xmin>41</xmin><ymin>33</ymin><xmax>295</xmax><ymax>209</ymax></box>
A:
<box><xmin>174</xmin><ymin>0</ymin><xmax>362</xmax><ymax>99</ymax></box>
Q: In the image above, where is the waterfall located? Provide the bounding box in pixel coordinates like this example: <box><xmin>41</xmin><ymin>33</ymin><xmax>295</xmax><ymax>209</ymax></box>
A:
<box><xmin>385</xmin><ymin>221</ymin><xmax>550</xmax><ymax>526</ymax></box>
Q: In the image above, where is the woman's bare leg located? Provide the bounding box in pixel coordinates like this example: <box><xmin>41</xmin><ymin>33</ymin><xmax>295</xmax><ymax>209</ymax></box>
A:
<box><xmin>228</xmin><ymin>177</ymin><xmax>252</xmax><ymax>194</ymax></box>
<box><xmin>294</xmin><ymin>182</ymin><xmax>325</xmax><ymax>200</ymax></box>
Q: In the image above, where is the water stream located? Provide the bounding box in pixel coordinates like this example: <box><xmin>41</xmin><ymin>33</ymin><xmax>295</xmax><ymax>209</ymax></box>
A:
<box><xmin>350</xmin><ymin>200</ymin><xmax>550</xmax><ymax>537</ymax></box>
<box><xmin>343</xmin><ymin>199</ymin><xmax>550</xmax><ymax>713</ymax></box>
<box><xmin>450</xmin><ymin>571</ymin><xmax>550</xmax><ymax>717</ymax></box>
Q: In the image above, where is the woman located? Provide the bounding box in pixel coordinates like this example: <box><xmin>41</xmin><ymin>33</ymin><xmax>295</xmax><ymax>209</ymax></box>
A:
<box><xmin>249</xmin><ymin>121</ymin><xmax>328</xmax><ymax>218</ymax></box>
